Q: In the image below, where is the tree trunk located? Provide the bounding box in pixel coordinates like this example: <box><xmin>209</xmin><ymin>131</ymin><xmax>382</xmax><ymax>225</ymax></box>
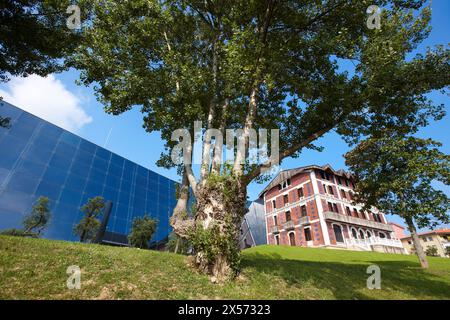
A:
<box><xmin>174</xmin><ymin>237</ymin><xmax>179</xmax><ymax>254</ymax></box>
<box><xmin>191</xmin><ymin>177</ymin><xmax>247</xmax><ymax>282</ymax></box>
<box><xmin>405</xmin><ymin>216</ymin><xmax>429</xmax><ymax>269</ymax></box>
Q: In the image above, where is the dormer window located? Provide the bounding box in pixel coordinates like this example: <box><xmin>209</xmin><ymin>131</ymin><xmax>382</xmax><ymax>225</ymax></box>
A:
<box><xmin>279</xmin><ymin>179</ymin><xmax>291</xmax><ymax>190</ymax></box>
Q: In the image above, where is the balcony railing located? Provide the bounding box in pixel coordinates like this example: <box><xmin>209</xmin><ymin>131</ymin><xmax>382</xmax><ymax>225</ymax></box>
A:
<box><xmin>323</xmin><ymin>211</ymin><xmax>394</xmax><ymax>232</ymax></box>
<box><xmin>298</xmin><ymin>216</ymin><xmax>310</xmax><ymax>225</ymax></box>
<box><xmin>270</xmin><ymin>225</ymin><xmax>280</xmax><ymax>234</ymax></box>
<box><xmin>345</xmin><ymin>236</ymin><xmax>404</xmax><ymax>249</ymax></box>
<box><xmin>283</xmin><ymin>220</ymin><xmax>295</xmax><ymax>230</ymax></box>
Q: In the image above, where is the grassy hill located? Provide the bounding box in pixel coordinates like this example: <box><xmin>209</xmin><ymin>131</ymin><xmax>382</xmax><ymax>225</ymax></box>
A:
<box><xmin>0</xmin><ymin>235</ymin><xmax>449</xmax><ymax>300</ymax></box>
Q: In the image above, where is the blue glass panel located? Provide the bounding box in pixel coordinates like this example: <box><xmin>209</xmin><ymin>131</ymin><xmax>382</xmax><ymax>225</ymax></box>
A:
<box><xmin>42</xmin><ymin>166</ymin><xmax>68</xmax><ymax>185</ymax></box>
<box><xmin>110</xmin><ymin>153</ymin><xmax>124</xmax><ymax>168</ymax></box>
<box><xmin>84</xmin><ymin>180</ymin><xmax>104</xmax><ymax>197</ymax></box>
<box><xmin>27</xmin><ymin>142</ymin><xmax>54</xmax><ymax>164</ymax></box>
<box><xmin>54</xmin><ymin>142</ymin><xmax>77</xmax><ymax>159</ymax></box>
<box><xmin>108</xmin><ymin>162</ymin><xmax>123</xmax><ymax>178</ymax></box>
<box><xmin>102</xmin><ymin>186</ymin><xmax>119</xmax><ymax>203</ymax></box>
<box><xmin>39</xmin><ymin>123</ymin><xmax>62</xmax><ymax>141</ymax></box>
<box><xmin>70</xmin><ymin>161</ymin><xmax>91</xmax><ymax>177</ymax></box>
<box><xmin>0</xmin><ymin>135</ymin><xmax>27</xmax><ymax>169</ymax></box>
<box><xmin>59</xmin><ymin>187</ymin><xmax>83</xmax><ymax>207</ymax></box>
<box><xmin>91</xmin><ymin>156</ymin><xmax>108</xmax><ymax>172</ymax></box>
<box><xmin>0</xmin><ymin>167</ymin><xmax>10</xmax><ymax>186</ymax></box>
<box><xmin>8</xmin><ymin>112</ymin><xmax>39</xmax><ymax>140</ymax></box>
<box><xmin>60</xmin><ymin>131</ymin><xmax>80</xmax><ymax>147</ymax></box>
<box><xmin>79</xmin><ymin>140</ymin><xmax>97</xmax><ymax>154</ymax></box>
<box><xmin>120</xmin><ymin>178</ymin><xmax>132</xmax><ymax>191</ymax></box>
<box><xmin>118</xmin><ymin>191</ymin><xmax>131</xmax><ymax>205</ymax></box>
<box><xmin>7</xmin><ymin>171</ymin><xmax>40</xmax><ymax>194</ymax></box>
<box><xmin>0</xmin><ymin>102</ymin><xmax>23</xmax><ymax>121</ymax></box>
<box><xmin>49</xmin><ymin>153</ymin><xmax>73</xmax><ymax>170</ymax></box>
<box><xmin>65</xmin><ymin>174</ymin><xmax>87</xmax><ymax>190</ymax></box>
<box><xmin>35</xmin><ymin>180</ymin><xmax>62</xmax><ymax>201</ymax></box>
<box><xmin>0</xmin><ymin>209</ymin><xmax>24</xmax><ymax>230</ymax></box>
<box><xmin>95</xmin><ymin>147</ymin><xmax>110</xmax><ymax>161</ymax></box>
<box><xmin>73</xmin><ymin>149</ymin><xmax>94</xmax><ymax>165</ymax></box>
<box><xmin>16</xmin><ymin>158</ymin><xmax>47</xmax><ymax>179</ymax></box>
<box><xmin>88</xmin><ymin>167</ymin><xmax>107</xmax><ymax>185</ymax></box>
<box><xmin>53</xmin><ymin>202</ymin><xmax>79</xmax><ymax>224</ymax></box>
<box><xmin>0</xmin><ymin>190</ymin><xmax>34</xmax><ymax>214</ymax></box>
<box><xmin>105</xmin><ymin>174</ymin><xmax>120</xmax><ymax>189</ymax></box>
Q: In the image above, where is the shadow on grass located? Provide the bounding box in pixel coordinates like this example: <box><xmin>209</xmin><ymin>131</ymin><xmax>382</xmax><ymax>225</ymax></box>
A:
<box><xmin>241</xmin><ymin>252</ymin><xmax>450</xmax><ymax>300</ymax></box>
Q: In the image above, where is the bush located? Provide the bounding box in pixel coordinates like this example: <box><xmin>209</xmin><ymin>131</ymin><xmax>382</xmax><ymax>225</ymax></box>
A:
<box><xmin>128</xmin><ymin>215</ymin><xmax>158</xmax><ymax>249</ymax></box>
<box><xmin>0</xmin><ymin>229</ymin><xmax>37</xmax><ymax>237</ymax></box>
<box><xmin>425</xmin><ymin>246</ymin><xmax>439</xmax><ymax>257</ymax></box>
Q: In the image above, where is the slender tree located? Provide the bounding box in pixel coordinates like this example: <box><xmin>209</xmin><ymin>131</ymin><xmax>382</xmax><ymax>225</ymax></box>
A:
<box><xmin>345</xmin><ymin>136</ymin><xmax>450</xmax><ymax>268</ymax></box>
<box><xmin>23</xmin><ymin>196</ymin><xmax>52</xmax><ymax>236</ymax></box>
<box><xmin>1</xmin><ymin>196</ymin><xmax>51</xmax><ymax>237</ymax></box>
<box><xmin>74</xmin><ymin>196</ymin><xmax>105</xmax><ymax>243</ymax></box>
<box><xmin>128</xmin><ymin>215</ymin><xmax>158</xmax><ymax>249</ymax></box>
<box><xmin>69</xmin><ymin>0</ymin><xmax>449</xmax><ymax>280</ymax></box>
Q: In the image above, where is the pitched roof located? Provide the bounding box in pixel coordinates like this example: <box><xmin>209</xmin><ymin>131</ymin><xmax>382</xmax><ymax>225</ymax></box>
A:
<box><xmin>400</xmin><ymin>228</ymin><xmax>450</xmax><ymax>240</ymax></box>
<box><xmin>389</xmin><ymin>222</ymin><xmax>406</xmax><ymax>229</ymax></box>
<box><xmin>258</xmin><ymin>164</ymin><xmax>353</xmax><ymax>198</ymax></box>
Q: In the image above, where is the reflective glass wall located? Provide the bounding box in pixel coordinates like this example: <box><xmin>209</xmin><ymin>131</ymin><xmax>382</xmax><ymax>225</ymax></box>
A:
<box><xmin>0</xmin><ymin>101</ymin><xmax>177</xmax><ymax>244</ymax></box>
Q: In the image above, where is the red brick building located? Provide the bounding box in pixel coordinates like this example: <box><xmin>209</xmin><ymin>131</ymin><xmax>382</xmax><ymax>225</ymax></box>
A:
<box><xmin>260</xmin><ymin>165</ymin><xmax>405</xmax><ymax>254</ymax></box>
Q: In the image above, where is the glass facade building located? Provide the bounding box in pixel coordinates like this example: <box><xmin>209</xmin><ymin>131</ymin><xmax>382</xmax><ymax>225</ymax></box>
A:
<box><xmin>0</xmin><ymin>101</ymin><xmax>177</xmax><ymax>244</ymax></box>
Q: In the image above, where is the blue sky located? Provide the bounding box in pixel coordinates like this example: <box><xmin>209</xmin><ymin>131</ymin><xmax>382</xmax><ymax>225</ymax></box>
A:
<box><xmin>1</xmin><ymin>1</ymin><xmax>449</xmax><ymax>232</ymax></box>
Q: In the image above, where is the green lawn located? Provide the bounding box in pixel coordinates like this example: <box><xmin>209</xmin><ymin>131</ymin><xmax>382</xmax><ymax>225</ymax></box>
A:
<box><xmin>0</xmin><ymin>235</ymin><xmax>449</xmax><ymax>299</ymax></box>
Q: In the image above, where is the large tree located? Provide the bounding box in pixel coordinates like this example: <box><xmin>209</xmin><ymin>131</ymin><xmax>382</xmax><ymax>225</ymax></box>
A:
<box><xmin>74</xmin><ymin>196</ymin><xmax>105</xmax><ymax>243</ymax></box>
<box><xmin>1</xmin><ymin>0</ymin><xmax>82</xmax><ymax>82</ymax></box>
<box><xmin>69</xmin><ymin>0</ymin><xmax>449</xmax><ymax>281</ymax></box>
<box><xmin>345</xmin><ymin>136</ymin><xmax>449</xmax><ymax>268</ymax></box>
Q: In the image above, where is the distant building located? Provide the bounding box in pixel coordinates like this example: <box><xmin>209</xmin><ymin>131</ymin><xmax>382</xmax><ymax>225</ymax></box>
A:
<box><xmin>390</xmin><ymin>222</ymin><xmax>407</xmax><ymax>240</ymax></box>
<box><xmin>239</xmin><ymin>199</ymin><xmax>266</xmax><ymax>249</ymax></box>
<box><xmin>260</xmin><ymin>164</ymin><xmax>406</xmax><ymax>254</ymax></box>
<box><xmin>401</xmin><ymin>229</ymin><xmax>450</xmax><ymax>258</ymax></box>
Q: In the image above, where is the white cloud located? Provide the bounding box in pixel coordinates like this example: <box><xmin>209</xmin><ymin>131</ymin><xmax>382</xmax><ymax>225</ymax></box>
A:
<box><xmin>0</xmin><ymin>75</ymin><xmax>92</xmax><ymax>132</ymax></box>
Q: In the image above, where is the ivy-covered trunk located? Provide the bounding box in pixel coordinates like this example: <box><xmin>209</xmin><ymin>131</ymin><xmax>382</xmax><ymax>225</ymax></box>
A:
<box><xmin>190</xmin><ymin>175</ymin><xmax>247</xmax><ymax>282</ymax></box>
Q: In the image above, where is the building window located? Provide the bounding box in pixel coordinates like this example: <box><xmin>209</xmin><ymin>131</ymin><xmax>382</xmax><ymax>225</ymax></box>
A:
<box><xmin>285</xmin><ymin>211</ymin><xmax>291</xmax><ymax>221</ymax></box>
<box><xmin>328</xmin><ymin>186</ymin><xmax>334</xmax><ymax>195</ymax></box>
<box><xmin>341</xmin><ymin>189</ymin><xmax>347</xmax><ymax>199</ymax></box>
<box><xmin>304</xmin><ymin>228</ymin><xmax>312</xmax><ymax>241</ymax></box>
<box><xmin>337</xmin><ymin>177</ymin><xmax>342</xmax><ymax>185</ymax></box>
<box><xmin>297</xmin><ymin>187</ymin><xmax>304</xmax><ymax>198</ymax></box>
<box><xmin>345</xmin><ymin>179</ymin><xmax>349</xmax><ymax>187</ymax></box>
<box><xmin>333</xmin><ymin>225</ymin><xmax>344</xmax><ymax>243</ymax></box>
<box><xmin>283</xmin><ymin>194</ymin><xmax>289</xmax><ymax>205</ymax></box>
<box><xmin>353</xmin><ymin>209</ymin><xmax>358</xmax><ymax>217</ymax></box>
<box><xmin>278</xmin><ymin>184</ymin><xmax>282</xmax><ymax>190</ymax></box>
<box><xmin>289</xmin><ymin>232</ymin><xmax>296</xmax><ymax>246</ymax></box>
<box><xmin>408</xmin><ymin>240</ymin><xmax>412</xmax><ymax>245</ymax></box>
<box><xmin>328</xmin><ymin>202</ymin><xmax>334</xmax><ymax>212</ymax></box>
<box><xmin>300</xmin><ymin>205</ymin><xmax>307</xmax><ymax>217</ymax></box>
<box><xmin>333</xmin><ymin>203</ymin><xmax>339</xmax><ymax>213</ymax></box>
<box><xmin>352</xmin><ymin>228</ymin><xmax>358</xmax><ymax>239</ymax></box>
<box><xmin>379</xmin><ymin>232</ymin><xmax>386</xmax><ymax>239</ymax></box>
<box><xmin>366</xmin><ymin>231</ymin><xmax>373</xmax><ymax>238</ymax></box>
<box><xmin>345</xmin><ymin>207</ymin><xmax>351</xmax><ymax>216</ymax></box>
<box><xmin>275</xmin><ymin>235</ymin><xmax>280</xmax><ymax>245</ymax></box>
<box><xmin>359</xmin><ymin>230</ymin><xmax>365</xmax><ymax>239</ymax></box>
<box><xmin>320</xmin><ymin>171</ymin><xmax>326</xmax><ymax>179</ymax></box>
<box><xmin>287</xmin><ymin>178</ymin><xmax>291</xmax><ymax>186</ymax></box>
<box><xmin>273</xmin><ymin>215</ymin><xmax>278</xmax><ymax>226</ymax></box>
<box><xmin>272</xmin><ymin>200</ymin><xmax>276</xmax><ymax>210</ymax></box>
